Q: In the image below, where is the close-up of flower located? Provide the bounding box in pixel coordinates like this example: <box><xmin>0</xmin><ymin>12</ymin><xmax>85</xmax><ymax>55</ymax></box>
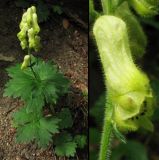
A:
<box><xmin>90</xmin><ymin>0</ymin><xmax>159</xmax><ymax>160</ymax></box>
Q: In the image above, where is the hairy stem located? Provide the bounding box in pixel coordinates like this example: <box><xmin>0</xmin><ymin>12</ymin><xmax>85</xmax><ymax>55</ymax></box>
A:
<box><xmin>99</xmin><ymin>101</ymin><xmax>113</xmax><ymax>160</ymax></box>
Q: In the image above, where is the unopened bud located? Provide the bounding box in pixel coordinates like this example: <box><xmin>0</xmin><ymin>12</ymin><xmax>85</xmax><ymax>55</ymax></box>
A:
<box><xmin>21</xmin><ymin>55</ymin><xmax>31</xmax><ymax>70</ymax></box>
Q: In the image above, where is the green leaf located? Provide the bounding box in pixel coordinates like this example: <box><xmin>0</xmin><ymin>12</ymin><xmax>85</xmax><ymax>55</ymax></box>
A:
<box><xmin>4</xmin><ymin>57</ymin><xmax>69</xmax><ymax>112</ymax></box>
<box><xmin>54</xmin><ymin>132</ymin><xmax>72</xmax><ymax>145</ymax></box>
<box><xmin>37</xmin><ymin>117</ymin><xmax>60</xmax><ymax>148</ymax></box>
<box><xmin>16</xmin><ymin>122</ymin><xmax>37</xmax><ymax>143</ymax></box>
<box><xmin>54</xmin><ymin>132</ymin><xmax>77</xmax><ymax>157</ymax></box>
<box><xmin>74</xmin><ymin>135</ymin><xmax>87</xmax><ymax>149</ymax></box>
<box><xmin>37</xmin><ymin>127</ymin><xmax>54</xmax><ymax>147</ymax></box>
<box><xmin>4</xmin><ymin>64</ymin><xmax>35</xmax><ymax>99</ymax></box>
<box><xmin>39</xmin><ymin>117</ymin><xmax>60</xmax><ymax>134</ymax></box>
<box><xmin>111</xmin><ymin>140</ymin><xmax>149</xmax><ymax>160</ymax></box>
<box><xmin>26</xmin><ymin>94</ymin><xmax>44</xmax><ymax>113</ymax></box>
<box><xmin>57</xmin><ymin>108</ymin><xmax>73</xmax><ymax>129</ymax></box>
<box><xmin>33</xmin><ymin>59</ymin><xmax>70</xmax><ymax>104</ymax></box>
<box><xmin>14</xmin><ymin>109</ymin><xmax>60</xmax><ymax>148</ymax></box>
<box><xmin>13</xmin><ymin>107</ymin><xmax>38</xmax><ymax>126</ymax></box>
<box><xmin>55</xmin><ymin>141</ymin><xmax>77</xmax><ymax>157</ymax></box>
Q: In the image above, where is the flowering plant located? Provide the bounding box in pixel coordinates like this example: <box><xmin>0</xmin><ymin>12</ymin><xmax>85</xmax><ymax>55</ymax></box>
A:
<box><xmin>4</xmin><ymin>6</ymin><xmax>86</xmax><ymax>157</ymax></box>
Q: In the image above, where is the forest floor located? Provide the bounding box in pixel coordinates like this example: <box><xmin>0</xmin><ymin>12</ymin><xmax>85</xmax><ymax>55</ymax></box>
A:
<box><xmin>0</xmin><ymin>1</ymin><xmax>88</xmax><ymax>160</ymax></box>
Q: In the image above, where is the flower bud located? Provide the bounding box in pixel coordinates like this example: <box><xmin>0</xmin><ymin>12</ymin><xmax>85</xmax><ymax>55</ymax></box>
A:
<box><xmin>32</xmin><ymin>13</ymin><xmax>40</xmax><ymax>34</ymax></box>
<box><xmin>21</xmin><ymin>55</ymin><xmax>31</xmax><ymax>70</ymax></box>
<box><xmin>26</xmin><ymin>8</ymin><xmax>32</xmax><ymax>26</ymax></box>
<box><xmin>130</xmin><ymin>0</ymin><xmax>159</xmax><ymax>17</ymax></box>
<box><xmin>20</xmin><ymin>40</ymin><xmax>27</xmax><ymax>50</ymax></box>
<box><xmin>115</xmin><ymin>2</ymin><xmax>147</xmax><ymax>59</ymax></box>
<box><xmin>28</xmin><ymin>28</ymin><xmax>35</xmax><ymax>48</ymax></box>
<box><xmin>31</xmin><ymin>6</ymin><xmax>36</xmax><ymax>13</ymax></box>
<box><xmin>20</xmin><ymin>13</ymin><xmax>27</xmax><ymax>29</ymax></box>
<box><xmin>17</xmin><ymin>24</ymin><xmax>28</xmax><ymax>42</ymax></box>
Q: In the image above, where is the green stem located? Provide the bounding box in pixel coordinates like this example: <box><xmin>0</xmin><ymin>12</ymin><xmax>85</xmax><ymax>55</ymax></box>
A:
<box><xmin>101</xmin><ymin>0</ymin><xmax>112</xmax><ymax>14</ymax></box>
<box><xmin>27</xmin><ymin>48</ymin><xmax>38</xmax><ymax>80</ymax></box>
<box><xmin>99</xmin><ymin>100</ymin><xmax>113</xmax><ymax>160</ymax></box>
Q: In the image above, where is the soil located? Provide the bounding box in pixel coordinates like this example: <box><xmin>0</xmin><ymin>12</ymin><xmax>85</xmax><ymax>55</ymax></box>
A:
<box><xmin>0</xmin><ymin>1</ymin><xmax>88</xmax><ymax>160</ymax></box>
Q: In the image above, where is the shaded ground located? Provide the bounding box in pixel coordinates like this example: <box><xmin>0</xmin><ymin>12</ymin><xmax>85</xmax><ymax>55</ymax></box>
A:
<box><xmin>0</xmin><ymin>1</ymin><xmax>88</xmax><ymax>160</ymax></box>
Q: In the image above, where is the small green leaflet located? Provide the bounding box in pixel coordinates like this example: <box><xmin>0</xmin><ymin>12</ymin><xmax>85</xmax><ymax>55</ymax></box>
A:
<box><xmin>54</xmin><ymin>132</ymin><xmax>77</xmax><ymax>157</ymax></box>
<box><xmin>74</xmin><ymin>135</ymin><xmax>87</xmax><ymax>149</ymax></box>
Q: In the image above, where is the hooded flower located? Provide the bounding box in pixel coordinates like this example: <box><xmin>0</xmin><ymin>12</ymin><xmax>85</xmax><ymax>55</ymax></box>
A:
<box><xmin>93</xmin><ymin>15</ymin><xmax>154</xmax><ymax>132</ymax></box>
<box><xmin>17</xmin><ymin>6</ymin><xmax>41</xmax><ymax>51</ymax></box>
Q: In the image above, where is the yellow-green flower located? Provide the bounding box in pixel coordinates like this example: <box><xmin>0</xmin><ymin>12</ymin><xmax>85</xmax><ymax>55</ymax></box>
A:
<box><xmin>21</xmin><ymin>55</ymin><xmax>31</xmax><ymax>70</ymax></box>
<box><xmin>17</xmin><ymin>6</ymin><xmax>41</xmax><ymax>51</ymax></box>
<box><xmin>93</xmin><ymin>15</ymin><xmax>154</xmax><ymax>132</ymax></box>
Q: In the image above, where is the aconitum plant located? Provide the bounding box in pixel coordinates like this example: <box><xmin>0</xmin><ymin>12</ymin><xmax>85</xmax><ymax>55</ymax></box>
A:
<box><xmin>3</xmin><ymin>6</ymin><xmax>86</xmax><ymax>157</ymax></box>
<box><xmin>90</xmin><ymin>0</ymin><xmax>159</xmax><ymax>160</ymax></box>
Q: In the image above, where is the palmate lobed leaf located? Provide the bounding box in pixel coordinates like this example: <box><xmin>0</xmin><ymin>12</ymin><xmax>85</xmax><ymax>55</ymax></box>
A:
<box><xmin>25</xmin><ymin>93</ymin><xmax>44</xmax><ymax>113</ymax></box>
<box><xmin>33</xmin><ymin>60</ymin><xmax>70</xmax><ymax>96</ymax></box>
<box><xmin>32</xmin><ymin>59</ymin><xmax>70</xmax><ymax>105</ymax></box>
<box><xmin>4</xmin><ymin>58</ymin><xmax>69</xmax><ymax>112</ymax></box>
<box><xmin>16</xmin><ymin>122</ymin><xmax>38</xmax><ymax>143</ymax></box>
<box><xmin>4</xmin><ymin>65</ymin><xmax>35</xmax><ymax>99</ymax></box>
<box><xmin>37</xmin><ymin>127</ymin><xmax>53</xmax><ymax>147</ymax></box>
<box><xmin>36</xmin><ymin>117</ymin><xmax>61</xmax><ymax>148</ymax></box>
<box><xmin>14</xmin><ymin>107</ymin><xmax>60</xmax><ymax>148</ymax></box>
<box><xmin>4</xmin><ymin>64</ymin><xmax>36</xmax><ymax>99</ymax></box>
<box><xmin>13</xmin><ymin>107</ymin><xmax>38</xmax><ymax>126</ymax></box>
<box><xmin>54</xmin><ymin>132</ymin><xmax>77</xmax><ymax>157</ymax></box>
<box><xmin>55</xmin><ymin>141</ymin><xmax>77</xmax><ymax>157</ymax></box>
<box><xmin>74</xmin><ymin>135</ymin><xmax>87</xmax><ymax>149</ymax></box>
